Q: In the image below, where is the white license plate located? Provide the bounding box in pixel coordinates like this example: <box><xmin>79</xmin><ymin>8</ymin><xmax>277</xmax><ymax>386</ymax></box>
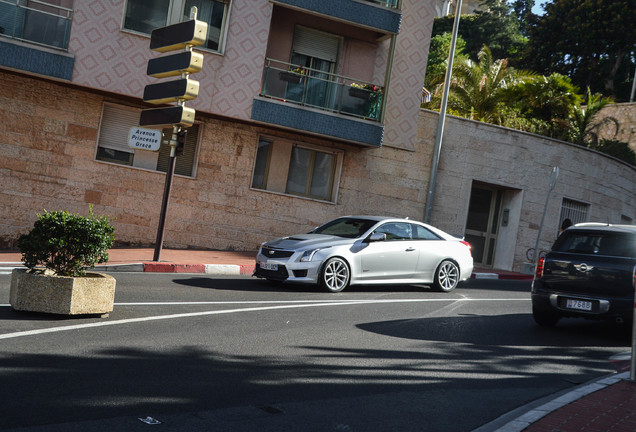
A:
<box><xmin>259</xmin><ymin>262</ymin><xmax>278</xmax><ymax>271</ymax></box>
<box><xmin>566</xmin><ymin>299</ymin><xmax>593</xmax><ymax>311</ymax></box>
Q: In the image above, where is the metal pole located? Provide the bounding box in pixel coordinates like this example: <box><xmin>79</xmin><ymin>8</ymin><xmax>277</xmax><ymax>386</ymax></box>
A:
<box><xmin>631</xmin><ymin>274</ymin><xmax>636</xmax><ymax>381</ymax></box>
<box><xmin>532</xmin><ymin>167</ymin><xmax>559</xmax><ymax>263</ymax></box>
<box><xmin>153</xmin><ymin>126</ymin><xmax>180</xmax><ymax>262</ymax></box>
<box><xmin>424</xmin><ymin>0</ymin><xmax>462</xmax><ymax>223</ymax></box>
<box><xmin>630</xmin><ymin>66</ymin><xmax>636</xmax><ymax>102</ymax></box>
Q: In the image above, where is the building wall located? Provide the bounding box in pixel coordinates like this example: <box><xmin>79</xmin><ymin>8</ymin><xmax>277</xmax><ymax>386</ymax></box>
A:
<box><xmin>421</xmin><ymin>110</ymin><xmax>636</xmax><ymax>271</ymax></box>
<box><xmin>2</xmin><ymin>69</ymin><xmax>634</xmax><ymax>275</ymax></box>
<box><xmin>597</xmin><ymin>103</ymin><xmax>636</xmax><ymax>151</ymax></box>
<box><xmin>0</xmin><ymin>70</ymin><xmax>430</xmax><ymax>250</ymax></box>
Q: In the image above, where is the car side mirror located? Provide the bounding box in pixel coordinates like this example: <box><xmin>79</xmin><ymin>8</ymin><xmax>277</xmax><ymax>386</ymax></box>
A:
<box><xmin>367</xmin><ymin>232</ymin><xmax>386</xmax><ymax>243</ymax></box>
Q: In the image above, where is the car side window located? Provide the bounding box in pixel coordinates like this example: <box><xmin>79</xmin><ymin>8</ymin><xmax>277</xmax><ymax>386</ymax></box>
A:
<box><xmin>411</xmin><ymin>224</ymin><xmax>442</xmax><ymax>240</ymax></box>
<box><xmin>375</xmin><ymin>222</ymin><xmax>412</xmax><ymax>241</ymax></box>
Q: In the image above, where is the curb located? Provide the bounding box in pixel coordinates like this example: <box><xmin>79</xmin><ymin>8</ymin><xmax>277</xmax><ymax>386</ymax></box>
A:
<box><xmin>2</xmin><ymin>263</ymin><xmax>532</xmax><ymax>280</ymax></box>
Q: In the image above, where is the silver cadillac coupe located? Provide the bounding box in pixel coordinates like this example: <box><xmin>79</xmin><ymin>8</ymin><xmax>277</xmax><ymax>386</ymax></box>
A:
<box><xmin>254</xmin><ymin>216</ymin><xmax>473</xmax><ymax>292</ymax></box>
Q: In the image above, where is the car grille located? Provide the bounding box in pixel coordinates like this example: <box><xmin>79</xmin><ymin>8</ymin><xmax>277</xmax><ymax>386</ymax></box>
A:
<box><xmin>261</xmin><ymin>247</ymin><xmax>294</xmax><ymax>259</ymax></box>
<box><xmin>255</xmin><ymin>265</ymin><xmax>289</xmax><ymax>281</ymax></box>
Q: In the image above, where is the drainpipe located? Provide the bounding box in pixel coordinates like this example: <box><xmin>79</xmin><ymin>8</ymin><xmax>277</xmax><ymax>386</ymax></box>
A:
<box><xmin>424</xmin><ymin>0</ymin><xmax>462</xmax><ymax>224</ymax></box>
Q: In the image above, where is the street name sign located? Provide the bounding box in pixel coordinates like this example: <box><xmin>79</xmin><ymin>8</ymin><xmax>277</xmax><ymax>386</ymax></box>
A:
<box><xmin>128</xmin><ymin>127</ymin><xmax>162</xmax><ymax>151</ymax></box>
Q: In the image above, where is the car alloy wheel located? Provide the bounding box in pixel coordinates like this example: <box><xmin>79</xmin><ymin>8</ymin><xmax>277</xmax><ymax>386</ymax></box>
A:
<box><xmin>434</xmin><ymin>260</ymin><xmax>459</xmax><ymax>292</ymax></box>
<box><xmin>320</xmin><ymin>257</ymin><xmax>350</xmax><ymax>293</ymax></box>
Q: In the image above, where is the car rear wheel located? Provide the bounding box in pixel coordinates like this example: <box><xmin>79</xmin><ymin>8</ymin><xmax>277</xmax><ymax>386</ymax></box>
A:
<box><xmin>532</xmin><ymin>306</ymin><xmax>560</xmax><ymax>327</ymax></box>
<box><xmin>320</xmin><ymin>257</ymin><xmax>350</xmax><ymax>293</ymax></box>
<box><xmin>433</xmin><ymin>260</ymin><xmax>459</xmax><ymax>292</ymax></box>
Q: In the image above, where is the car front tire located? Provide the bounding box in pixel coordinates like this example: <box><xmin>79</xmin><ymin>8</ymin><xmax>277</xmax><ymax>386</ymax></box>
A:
<box><xmin>433</xmin><ymin>260</ymin><xmax>459</xmax><ymax>292</ymax></box>
<box><xmin>320</xmin><ymin>257</ymin><xmax>350</xmax><ymax>293</ymax></box>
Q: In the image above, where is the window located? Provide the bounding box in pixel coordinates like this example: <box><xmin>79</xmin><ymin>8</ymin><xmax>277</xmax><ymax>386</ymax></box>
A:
<box><xmin>286</xmin><ymin>146</ymin><xmax>335</xmax><ymax>200</ymax></box>
<box><xmin>251</xmin><ymin>138</ymin><xmax>271</xmax><ymax>189</ymax></box>
<box><xmin>559</xmin><ymin>198</ymin><xmax>589</xmax><ymax>231</ymax></box>
<box><xmin>123</xmin><ymin>0</ymin><xmax>230</xmax><ymax>52</ymax></box>
<box><xmin>96</xmin><ymin>103</ymin><xmax>199</xmax><ymax>177</ymax></box>
<box><xmin>375</xmin><ymin>223</ymin><xmax>412</xmax><ymax>241</ymax></box>
<box><xmin>250</xmin><ymin>136</ymin><xmax>342</xmax><ymax>203</ymax></box>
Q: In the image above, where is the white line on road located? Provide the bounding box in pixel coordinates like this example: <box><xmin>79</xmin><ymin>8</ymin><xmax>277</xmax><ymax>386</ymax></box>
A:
<box><xmin>0</xmin><ymin>298</ymin><xmax>530</xmax><ymax>340</ymax></box>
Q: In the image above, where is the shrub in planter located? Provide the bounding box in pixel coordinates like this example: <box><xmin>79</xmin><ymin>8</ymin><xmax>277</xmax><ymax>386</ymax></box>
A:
<box><xmin>11</xmin><ymin>206</ymin><xmax>116</xmax><ymax>316</ymax></box>
<box><xmin>17</xmin><ymin>206</ymin><xmax>115</xmax><ymax>276</ymax></box>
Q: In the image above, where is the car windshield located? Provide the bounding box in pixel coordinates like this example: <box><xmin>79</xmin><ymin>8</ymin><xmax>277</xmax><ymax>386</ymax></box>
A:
<box><xmin>312</xmin><ymin>218</ymin><xmax>378</xmax><ymax>239</ymax></box>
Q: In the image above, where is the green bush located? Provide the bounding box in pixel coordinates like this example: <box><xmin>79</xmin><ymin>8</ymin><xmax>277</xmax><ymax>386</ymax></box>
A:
<box><xmin>17</xmin><ymin>206</ymin><xmax>115</xmax><ymax>277</ymax></box>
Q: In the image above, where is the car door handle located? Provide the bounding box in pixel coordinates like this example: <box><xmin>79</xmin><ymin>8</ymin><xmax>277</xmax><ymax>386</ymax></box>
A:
<box><xmin>405</xmin><ymin>247</ymin><xmax>416</xmax><ymax>252</ymax></box>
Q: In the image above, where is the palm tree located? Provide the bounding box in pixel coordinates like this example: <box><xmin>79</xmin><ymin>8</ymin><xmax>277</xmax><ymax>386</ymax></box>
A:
<box><xmin>562</xmin><ymin>88</ymin><xmax>618</xmax><ymax>148</ymax></box>
<box><xmin>502</xmin><ymin>73</ymin><xmax>582</xmax><ymax>137</ymax></box>
<box><xmin>426</xmin><ymin>45</ymin><xmax>525</xmax><ymax>124</ymax></box>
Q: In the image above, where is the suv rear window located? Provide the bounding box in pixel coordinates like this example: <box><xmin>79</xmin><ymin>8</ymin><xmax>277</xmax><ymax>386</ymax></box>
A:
<box><xmin>553</xmin><ymin>230</ymin><xmax>636</xmax><ymax>258</ymax></box>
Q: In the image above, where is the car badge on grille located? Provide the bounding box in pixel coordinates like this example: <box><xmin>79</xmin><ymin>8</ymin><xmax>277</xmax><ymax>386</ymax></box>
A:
<box><xmin>574</xmin><ymin>263</ymin><xmax>593</xmax><ymax>273</ymax></box>
<box><xmin>268</xmin><ymin>250</ymin><xmax>275</xmax><ymax>255</ymax></box>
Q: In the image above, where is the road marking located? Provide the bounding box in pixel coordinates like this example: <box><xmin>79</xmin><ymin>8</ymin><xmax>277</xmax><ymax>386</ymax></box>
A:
<box><xmin>0</xmin><ymin>298</ymin><xmax>530</xmax><ymax>340</ymax></box>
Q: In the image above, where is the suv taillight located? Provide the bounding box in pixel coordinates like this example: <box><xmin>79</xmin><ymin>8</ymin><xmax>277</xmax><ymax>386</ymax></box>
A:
<box><xmin>535</xmin><ymin>257</ymin><xmax>545</xmax><ymax>279</ymax></box>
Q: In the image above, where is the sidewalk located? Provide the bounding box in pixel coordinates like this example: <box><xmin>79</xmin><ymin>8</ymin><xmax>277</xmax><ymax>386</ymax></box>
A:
<box><xmin>0</xmin><ymin>247</ymin><xmax>534</xmax><ymax>280</ymax></box>
<box><xmin>2</xmin><ymin>248</ymin><xmax>633</xmax><ymax>431</ymax></box>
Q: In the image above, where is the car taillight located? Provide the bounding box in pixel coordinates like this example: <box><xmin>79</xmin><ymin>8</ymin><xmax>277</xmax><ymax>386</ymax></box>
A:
<box><xmin>460</xmin><ymin>240</ymin><xmax>472</xmax><ymax>257</ymax></box>
<box><xmin>535</xmin><ymin>257</ymin><xmax>545</xmax><ymax>279</ymax></box>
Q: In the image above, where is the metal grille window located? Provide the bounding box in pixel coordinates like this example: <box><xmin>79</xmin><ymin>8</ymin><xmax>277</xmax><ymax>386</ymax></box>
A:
<box><xmin>559</xmin><ymin>198</ymin><xmax>589</xmax><ymax>229</ymax></box>
<box><xmin>122</xmin><ymin>0</ymin><xmax>230</xmax><ymax>53</ymax></box>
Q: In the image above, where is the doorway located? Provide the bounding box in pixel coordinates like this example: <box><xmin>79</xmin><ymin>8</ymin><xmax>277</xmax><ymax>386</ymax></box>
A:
<box><xmin>464</xmin><ymin>185</ymin><xmax>503</xmax><ymax>268</ymax></box>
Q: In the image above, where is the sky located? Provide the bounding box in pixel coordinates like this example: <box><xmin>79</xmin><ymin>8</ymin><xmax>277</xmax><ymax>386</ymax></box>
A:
<box><xmin>531</xmin><ymin>0</ymin><xmax>549</xmax><ymax>15</ymax></box>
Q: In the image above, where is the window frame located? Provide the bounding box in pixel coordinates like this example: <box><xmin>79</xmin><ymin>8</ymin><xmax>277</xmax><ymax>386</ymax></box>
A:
<box><xmin>95</xmin><ymin>102</ymin><xmax>200</xmax><ymax>178</ymax></box>
<box><xmin>121</xmin><ymin>0</ymin><xmax>231</xmax><ymax>54</ymax></box>
<box><xmin>249</xmin><ymin>135</ymin><xmax>343</xmax><ymax>204</ymax></box>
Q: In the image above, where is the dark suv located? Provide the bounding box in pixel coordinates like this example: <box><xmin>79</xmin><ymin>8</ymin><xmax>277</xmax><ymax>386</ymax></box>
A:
<box><xmin>531</xmin><ymin>223</ymin><xmax>636</xmax><ymax>327</ymax></box>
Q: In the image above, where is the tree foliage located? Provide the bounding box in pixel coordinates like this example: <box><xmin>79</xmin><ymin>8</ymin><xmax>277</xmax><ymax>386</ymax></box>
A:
<box><xmin>430</xmin><ymin>0</ymin><xmax>527</xmax><ymax>66</ymax></box>
<box><xmin>523</xmin><ymin>0</ymin><xmax>636</xmax><ymax>100</ymax></box>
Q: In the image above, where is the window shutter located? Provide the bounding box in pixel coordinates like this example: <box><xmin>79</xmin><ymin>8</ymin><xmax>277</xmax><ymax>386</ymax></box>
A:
<box><xmin>156</xmin><ymin>124</ymin><xmax>199</xmax><ymax>177</ymax></box>
<box><xmin>98</xmin><ymin>104</ymin><xmax>138</xmax><ymax>153</ymax></box>
<box><xmin>292</xmin><ymin>26</ymin><xmax>339</xmax><ymax>62</ymax></box>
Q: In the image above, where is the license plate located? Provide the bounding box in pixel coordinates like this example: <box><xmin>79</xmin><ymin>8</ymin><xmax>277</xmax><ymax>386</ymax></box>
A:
<box><xmin>259</xmin><ymin>262</ymin><xmax>278</xmax><ymax>271</ymax></box>
<box><xmin>566</xmin><ymin>299</ymin><xmax>593</xmax><ymax>311</ymax></box>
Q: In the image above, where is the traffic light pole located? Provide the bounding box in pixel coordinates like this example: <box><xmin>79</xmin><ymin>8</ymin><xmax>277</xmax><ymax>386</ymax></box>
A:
<box><xmin>153</xmin><ymin>126</ymin><xmax>180</xmax><ymax>262</ymax></box>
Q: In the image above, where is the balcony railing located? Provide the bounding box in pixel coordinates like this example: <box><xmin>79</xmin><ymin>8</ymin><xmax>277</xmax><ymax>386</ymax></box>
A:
<box><xmin>260</xmin><ymin>59</ymin><xmax>384</xmax><ymax>122</ymax></box>
<box><xmin>0</xmin><ymin>0</ymin><xmax>73</xmax><ymax>50</ymax></box>
<box><xmin>366</xmin><ymin>0</ymin><xmax>400</xmax><ymax>9</ymax></box>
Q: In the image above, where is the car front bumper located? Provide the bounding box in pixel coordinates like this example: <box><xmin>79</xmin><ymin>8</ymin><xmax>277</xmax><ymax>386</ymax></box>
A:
<box><xmin>253</xmin><ymin>252</ymin><xmax>321</xmax><ymax>284</ymax></box>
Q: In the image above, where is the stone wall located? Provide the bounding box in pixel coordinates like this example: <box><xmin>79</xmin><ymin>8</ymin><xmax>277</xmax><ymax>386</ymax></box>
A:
<box><xmin>420</xmin><ymin>110</ymin><xmax>636</xmax><ymax>271</ymax></box>
<box><xmin>1</xmin><ymin>70</ymin><xmax>633</xmax><ymax>274</ymax></box>
<box><xmin>0</xmin><ymin>70</ymin><xmax>430</xmax><ymax>250</ymax></box>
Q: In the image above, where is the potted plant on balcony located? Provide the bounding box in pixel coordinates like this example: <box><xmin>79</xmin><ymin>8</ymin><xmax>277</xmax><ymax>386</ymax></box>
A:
<box><xmin>10</xmin><ymin>206</ymin><xmax>116</xmax><ymax>317</ymax></box>
<box><xmin>279</xmin><ymin>65</ymin><xmax>307</xmax><ymax>84</ymax></box>
<box><xmin>349</xmin><ymin>82</ymin><xmax>383</xmax><ymax>100</ymax></box>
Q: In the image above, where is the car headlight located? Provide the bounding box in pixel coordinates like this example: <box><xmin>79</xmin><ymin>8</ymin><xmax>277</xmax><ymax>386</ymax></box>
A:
<box><xmin>300</xmin><ymin>249</ymin><xmax>322</xmax><ymax>262</ymax></box>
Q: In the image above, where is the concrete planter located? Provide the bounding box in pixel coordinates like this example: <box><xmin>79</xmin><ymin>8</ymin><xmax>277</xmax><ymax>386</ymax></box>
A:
<box><xmin>10</xmin><ymin>269</ymin><xmax>116</xmax><ymax>316</ymax></box>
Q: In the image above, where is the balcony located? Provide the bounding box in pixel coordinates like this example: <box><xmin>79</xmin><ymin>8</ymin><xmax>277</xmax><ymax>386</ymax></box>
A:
<box><xmin>0</xmin><ymin>0</ymin><xmax>73</xmax><ymax>50</ymax></box>
<box><xmin>0</xmin><ymin>0</ymin><xmax>74</xmax><ymax>80</ymax></box>
<box><xmin>251</xmin><ymin>59</ymin><xmax>385</xmax><ymax>147</ymax></box>
<box><xmin>272</xmin><ymin>0</ymin><xmax>401</xmax><ymax>35</ymax></box>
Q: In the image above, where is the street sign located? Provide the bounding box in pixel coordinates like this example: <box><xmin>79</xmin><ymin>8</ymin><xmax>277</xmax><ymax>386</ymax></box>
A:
<box><xmin>139</xmin><ymin>106</ymin><xmax>196</xmax><ymax>128</ymax></box>
<box><xmin>147</xmin><ymin>51</ymin><xmax>203</xmax><ymax>78</ymax></box>
<box><xmin>128</xmin><ymin>127</ymin><xmax>162</xmax><ymax>151</ymax></box>
<box><xmin>149</xmin><ymin>19</ymin><xmax>208</xmax><ymax>52</ymax></box>
<box><xmin>143</xmin><ymin>78</ymin><xmax>200</xmax><ymax>104</ymax></box>
<box><xmin>140</xmin><ymin>17</ymin><xmax>207</xmax><ymax>129</ymax></box>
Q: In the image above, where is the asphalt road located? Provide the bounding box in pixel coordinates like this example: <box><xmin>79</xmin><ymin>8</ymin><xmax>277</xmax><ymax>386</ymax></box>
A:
<box><xmin>0</xmin><ymin>274</ymin><xmax>631</xmax><ymax>431</ymax></box>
